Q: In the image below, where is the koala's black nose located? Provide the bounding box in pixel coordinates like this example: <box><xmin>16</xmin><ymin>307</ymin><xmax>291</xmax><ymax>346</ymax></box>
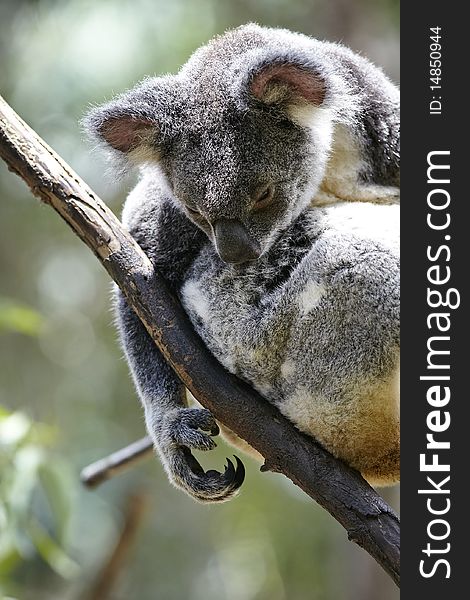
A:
<box><xmin>213</xmin><ymin>219</ymin><xmax>262</xmax><ymax>264</ymax></box>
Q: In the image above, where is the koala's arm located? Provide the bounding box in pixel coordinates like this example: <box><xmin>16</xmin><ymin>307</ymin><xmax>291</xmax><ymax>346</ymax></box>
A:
<box><xmin>116</xmin><ymin>177</ymin><xmax>244</xmax><ymax>502</ymax></box>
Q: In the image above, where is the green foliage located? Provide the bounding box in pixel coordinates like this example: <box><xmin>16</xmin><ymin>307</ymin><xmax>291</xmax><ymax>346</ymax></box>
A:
<box><xmin>0</xmin><ymin>407</ymin><xmax>79</xmax><ymax>594</ymax></box>
<box><xmin>0</xmin><ymin>298</ymin><xmax>43</xmax><ymax>336</ymax></box>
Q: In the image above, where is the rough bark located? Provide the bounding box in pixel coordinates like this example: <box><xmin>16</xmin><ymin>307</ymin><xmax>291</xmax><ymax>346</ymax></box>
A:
<box><xmin>0</xmin><ymin>94</ymin><xmax>400</xmax><ymax>586</ymax></box>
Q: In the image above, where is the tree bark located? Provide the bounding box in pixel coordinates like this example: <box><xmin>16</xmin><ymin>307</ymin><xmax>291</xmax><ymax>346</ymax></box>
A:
<box><xmin>0</xmin><ymin>95</ymin><xmax>400</xmax><ymax>586</ymax></box>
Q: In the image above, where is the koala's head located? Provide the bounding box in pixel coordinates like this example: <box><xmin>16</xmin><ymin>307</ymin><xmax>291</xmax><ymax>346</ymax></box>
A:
<box><xmin>84</xmin><ymin>28</ymin><xmax>336</xmax><ymax>264</ymax></box>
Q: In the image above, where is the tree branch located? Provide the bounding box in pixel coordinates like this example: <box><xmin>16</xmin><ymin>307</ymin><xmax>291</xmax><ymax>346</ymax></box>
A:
<box><xmin>80</xmin><ymin>437</ymin><xmax>153</xmax><ymax>488</ymax></box>
<box><xmin>0</xmin><ymin>95</ymin><xmax>400</xmax><ymax>586</ymax></box>
<box><xmin>87</xmin><ymin>491</ymin><xmax>149</xmax><ymax>600</ymax></box>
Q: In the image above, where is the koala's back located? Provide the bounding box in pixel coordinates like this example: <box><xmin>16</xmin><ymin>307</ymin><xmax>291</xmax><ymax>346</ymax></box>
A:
<box><xmin>181</xmin><ymin>202</ymin><xmax>400</xmax><ymax>485</ymax></box>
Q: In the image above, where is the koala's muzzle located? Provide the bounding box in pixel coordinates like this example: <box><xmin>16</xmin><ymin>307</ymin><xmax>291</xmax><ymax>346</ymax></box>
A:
<box><xmin>213</xmin><ymin>219</ymin><xmax>261</xmax><ymax>264</ymax></box>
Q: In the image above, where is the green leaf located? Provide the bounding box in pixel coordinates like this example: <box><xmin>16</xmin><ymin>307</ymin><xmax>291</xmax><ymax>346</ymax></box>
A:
<box><xmin>0</xmin><ymin>298</ymin><xmax>43</xmax><ymax>336</ymax></box>
<box><xmin>27</xmin><ymin>519</ymin><xmax>80</xmax><ymax>579</ymax></box>
<box><xmin>0</xmin><ymin>509</ymin><xmax>22</xmax><ymax>579</ymax></box>
<box><xmin>38</xmin><ymin>460</ymin><xmax>75</xmax><ymax>544</ymax></box>
<box><xmin>0</xmin><ymin>413</ymin><xmax>31</xmax><ymax>447</ymax></box>
<box><xmin>0</xmin><ymin>534</ymin><xmax>21</xmax><ymax>579</ymax></box>
<box><xmin>6</xmin><ymin>446</ymin><xmax>43</xmax><ymax>524</ymax></box>
<box><xmin>0</xmin><ymin>410</ymin><xmax>56</xmax><ymax>450</ymax></box>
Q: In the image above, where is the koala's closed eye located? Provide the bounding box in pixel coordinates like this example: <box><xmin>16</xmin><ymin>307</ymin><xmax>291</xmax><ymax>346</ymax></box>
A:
<box><xmin>252</xmin><ymin>184</ymin><xmax>275</xmax><ymax>211</ymax></box>
<box><xmin>185</xmin><ymin>205</ymin><xmax>201</xmax><ymax>216</ymax></box>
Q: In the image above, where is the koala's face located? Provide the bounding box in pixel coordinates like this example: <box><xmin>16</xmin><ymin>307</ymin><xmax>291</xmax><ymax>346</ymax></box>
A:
<box><xmin>84</xmin><ymin>43</ymin><xmax>330</xmax><ymax>264</ymax></box>
<box><xmin>160</xmin><ymin>108</ymin><xmax>326</xmax><ymax>264</ymax></box>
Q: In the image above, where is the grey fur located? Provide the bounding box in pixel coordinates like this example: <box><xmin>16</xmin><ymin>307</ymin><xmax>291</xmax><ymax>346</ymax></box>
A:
<box><xmin>84</xmin><ymin>24</ymin><xmax>400</xmax><ymax>502</ymax></box>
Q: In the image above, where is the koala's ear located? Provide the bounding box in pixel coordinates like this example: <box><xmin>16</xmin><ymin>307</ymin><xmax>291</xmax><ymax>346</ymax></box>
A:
<box><xmin>248</xmin><ymin>61</ymin><xmax>326</xmax><ymax>107</ymax></box>
<box><xmin>82</xmin><ymin>77</ymin><xmax>179</xmax><ymax>158</ymax></box>
<box><xmin>93</xmin><ymin>112</ymin><xmax>157</xmax><ymax>154</ymax></box>
<box><xmin>83</xmin><ymin>103</ymin><xmax>160</xmax><ymax>155</ymax></box>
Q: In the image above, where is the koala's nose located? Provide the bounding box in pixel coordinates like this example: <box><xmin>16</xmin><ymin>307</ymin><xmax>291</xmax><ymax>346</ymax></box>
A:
<box><xmin>213</xmin><ymin>219</ymin><xmax>261</xmax><ymax>264</ymax></box>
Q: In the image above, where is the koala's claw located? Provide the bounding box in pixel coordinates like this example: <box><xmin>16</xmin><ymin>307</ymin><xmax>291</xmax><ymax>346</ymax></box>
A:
<box><xmin>191</xmin><ymin>455</ymin><xmax>246</xmax><ymax>503</ymax></box>
<box><xmin>153</xmin><ymin>408</ymin><xmax>245</xmax><ymax>502</ymax></box>
<box><xmin>172</xmin><ymin>447</ymin><xmax>245</xmax><ymax>503</ymax></box>
<box><xmin>205</xmin><ymin>456</ymin><xmax>245</xmax><ymax>483</ymax></box>
<box><xmin>170</xmin><ymin>446</ymin><xmax>245</xmax><ymax>503</ymax></box>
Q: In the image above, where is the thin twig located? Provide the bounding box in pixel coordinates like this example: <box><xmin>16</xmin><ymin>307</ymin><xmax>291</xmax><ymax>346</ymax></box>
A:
<box><xmin>87</xmin><ymin>491</ymin><xmax>149</xmax><ymax>600</ymax></box>
<box><xmin>81</xmin><ymin>437</ymin><xmax>154</xmax><ymax>488</ymax></box>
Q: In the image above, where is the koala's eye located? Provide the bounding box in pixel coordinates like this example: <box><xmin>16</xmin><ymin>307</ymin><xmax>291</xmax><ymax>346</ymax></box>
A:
<box><xmin>253</xmin><ymin>184</ymin><xmax>274</xmax><ymax>211</ymax></box>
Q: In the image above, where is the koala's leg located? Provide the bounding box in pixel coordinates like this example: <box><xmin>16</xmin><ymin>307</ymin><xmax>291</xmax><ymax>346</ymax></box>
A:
<box><xmin>116</xmin><ymin>289</ymin><xmax>244</xmax><ymax>502</ymax></box>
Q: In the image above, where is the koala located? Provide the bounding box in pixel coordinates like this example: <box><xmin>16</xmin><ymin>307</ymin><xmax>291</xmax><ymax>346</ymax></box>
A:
<box><xmin>84</xmin><ymin>23</ymin><xmax>400</xmax><ymax>503</ymax></box>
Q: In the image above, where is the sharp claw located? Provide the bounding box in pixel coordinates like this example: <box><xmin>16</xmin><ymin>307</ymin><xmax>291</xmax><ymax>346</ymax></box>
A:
<box><xmin>232</xmin><ymin>455</ymin><xmax>246</xmax><ymax>487</ymax></box>
<box><xmin>224</xmin><ymin>457</ymin><xmax>235</xmax><ymax>478</ymax></box>
<box><xmin>210</xmin><ymin>423</ymin><xmax>220</xmax><ymax>436</ymax></box>
<box><xmin>177</xmin><ymin>450</ymin><xmax>245</xmax><ymax>502</ymax></box>
<box><xmin>221</xmin><ymin>456</ymin><xmax>245</xmax><ymax>488</ymax></box>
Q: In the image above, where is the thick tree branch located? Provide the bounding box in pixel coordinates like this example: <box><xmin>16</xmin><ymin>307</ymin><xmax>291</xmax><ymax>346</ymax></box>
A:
<box><xmin>0</xmin><ymin>95</ymin><xmax>400</xmax><ymax>586</ymax></box>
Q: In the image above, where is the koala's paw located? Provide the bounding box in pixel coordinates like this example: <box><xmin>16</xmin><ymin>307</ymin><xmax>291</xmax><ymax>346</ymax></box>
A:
<box><xmin>151</xmin><ymin>408</ymin><xmax>245</xmax><ymax>503</ymax></box>
<box><xmin>169</xmin><ymin>407</ymin><xmax>220</xmax><ymax>451</ymax></box>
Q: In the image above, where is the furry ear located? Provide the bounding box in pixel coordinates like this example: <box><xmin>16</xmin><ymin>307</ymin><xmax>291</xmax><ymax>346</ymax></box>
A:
<box><xmin>95</xmin><ymin>113</ymin><xmax>157</xmax><ymax>154</ymax></box>
<box><xmin>82</xmin><ymin>76</ymin><xmax>180</xmax><ymax>157</ymax></box>
<box><xmin>83</xmin><ymin>104</ymin><xmax>159</xmax><ymax>155</ymax></box>
<box><xmin>249</xmin><ymin>61</ymin><xmax>326</xmax><ymax>107</ymax></box>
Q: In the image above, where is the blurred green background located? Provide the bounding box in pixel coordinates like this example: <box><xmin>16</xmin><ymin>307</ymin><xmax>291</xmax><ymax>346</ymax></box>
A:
<box><xmin>0</xmin><ymin>1</ymin><xmax>399</xmax><ymax>599</ymax></box>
